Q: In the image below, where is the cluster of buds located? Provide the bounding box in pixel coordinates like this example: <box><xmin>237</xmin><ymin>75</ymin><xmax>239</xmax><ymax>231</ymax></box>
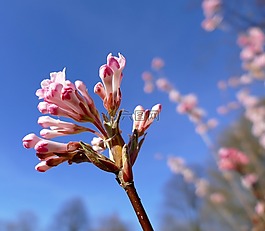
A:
<box><xmin>201</xmin><ymin>0</ymin><xmax>222</xmax><ymax>31</ymax></box>
<box><xmin>142</xmin><ymin>58</ymin><xmax>218</xmax><ymax>136</ymax></box>
<box><xmin>22</xmin><ymin>53</ymin><xmax>162</xmax><ymax>187</ymax></box>
<box><xmin>238</xmin><ymin>27</ymin><xmax>265</xmax><ymax>79</ymax></box>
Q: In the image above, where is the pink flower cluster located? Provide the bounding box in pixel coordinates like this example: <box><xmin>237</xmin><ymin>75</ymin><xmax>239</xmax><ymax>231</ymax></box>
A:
<box><xmin>201</xmin><ymin>0</ymin><xmax>222</xmax><ymax>31</ymax></box>
<box><xmin>238</xmin><ymin>27</ymin><xmax>265</xmax><ymax>78</ymax></box>
<box><xmin>36</xmin><ymin>69</ymin><xmax>100</xmax><ymax>124</ymax></box>
<box><xmin>218</xmin><ymin>148</ymin><xmax>249</xmax><ymax>171</ymax></box>
<box><xmin>23</xmin><ymin>53</ymin><xmax>162</xmax><ymax>173</ymax></box>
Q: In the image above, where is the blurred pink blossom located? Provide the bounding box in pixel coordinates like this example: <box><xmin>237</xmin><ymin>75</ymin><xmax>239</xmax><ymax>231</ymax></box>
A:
<box><xmin>218</xmin><ymin>148</ymin><xmax>249</xmax><ymax>171</ymax></box>
<box><xmin>210</xmin><ymin>192</ymin><xmax>225</xmax><ymax>204</ymax></box>
<box><xmin>177</xmin><ymin>94</ymin><xmax>198</xmax><ymax>114</ymax></box>
<box><xmin>202</xmin><ymin>0</ymin><xmax>221</xmax><ymax>17</ymax></box>
<box><xmin>201</xmin><ymin>16</ymin><xmax>222</xmax><ymax>31</ymax></box>
<box><xmin>241</xmin><ymin>173</ymin><xmax>258</xmax><ymax>189</ymax></box>
<box><xmin>255</xmin><ymin>202</ymin><xmax>265</xmax><ymax>215</ymax></box>
<box><xmin>156</xmin><ymin>78</ymin><xmax>172</xmax><ymax>91</ymax></box>
<box><xmin>151</xmin><ymin>57</ymin><xmax>165</xmax><ymax>70</ymax></box>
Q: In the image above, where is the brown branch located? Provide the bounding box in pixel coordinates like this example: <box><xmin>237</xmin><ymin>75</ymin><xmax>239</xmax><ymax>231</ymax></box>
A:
<box><xmin>123</xmin><ymin>182</ymin><xmax>154</xmax><ymax>231</ymax></box>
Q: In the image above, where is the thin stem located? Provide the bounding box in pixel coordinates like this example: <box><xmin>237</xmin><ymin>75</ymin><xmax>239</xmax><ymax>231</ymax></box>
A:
<box><xmin>123</xmin><ymin>182</ymin><xmax>154</xmax><ymax>231</ymax></box>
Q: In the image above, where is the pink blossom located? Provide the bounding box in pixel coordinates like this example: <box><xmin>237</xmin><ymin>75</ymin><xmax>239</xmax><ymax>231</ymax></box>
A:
<box><xmin>240</xmin><ymin>48</ymin><xmax>255</xmax><ymax>61</ymax></box>
<box><xmin>167</xmin><ymin>156</ymin><xmax>185</xmax><ymax>174</ymax></box>
<box><xmin>143</xmin><ymin>82</ymin><xmax>154</xmax><ymax>93</ymax></box>
<box><xmin>237</xmin><ymin>34</ymin><xmax>249</xmax><ymax>47</ymax></box>
<box><xmin>239</xmin><ymin>74</ymin><xmax>252</xmax><ymax>84</ymax></box>
<box><xmin>188</xmin><ymin>108</ymin><xmax>205</xmax><ymax>123</ymax></box>
<box><xmin>182</xmin><ymin>168</ymin><xmax>195</xmax><ymax>183</ymax></box>
<box><xmin>252</xmin><ymin>54</ymin><xmax>265</xmax><ymax>69</ymax></box>
<box><xmin>259</xmin><ymin>134</ymin><xmax>265</xmax><ymax>148</ymax></box>
<box><xmin>196</xmin><ymin>124</ymin><xmax>208</xmax><ymax>135</ymax></box>
<box><xmin>142</xmin><ymin>71</ymin><xmax>153</xmax><ymax>81</ymax></box>
<box><xmin>207</xmin><ymin>118</ymin><xmax>218</xmax><ymax>128</ymax></box>
<box><xmin>241</xmin><ymin>173</ymin><xmax>258</xmax><ymax>189</ymax></box>
<box><xmin>155</xmin><ymin>78</ymin><xmax>172</xmax><ymax>91</ymax></box>
<box><xmin>218</xmin><ymin>148</ymin><xmax>249</xmax><ymax>171</ymax></box>
<box><xmin>151</xmin><ymin>57</ymin><xmax>165</xmax><ymax>70</ymax></box>
<box><xmin>168</xmin><ymin>90</ymin><xmax>180</xmax><ymax>102</ymax></box>
<box><xmin>201</xmin><ymin>0</ymin><xmax>221</xmax><ymax>17</ymax></box>
<box><xmin>177</xmin><ymin>94</ymin><xmax>198</xmax><ymax>114</ymax></box>
<box><xmin>249</xmin><ymin>27</ymin><xmax>265</xmax><ymax>47</ymax></box>
<box><xmin>255</xmin><ymin>202</ymin><xmax>265</xmax><ymax>215</ymax></box>
<box><xmin>201</xmin><ymin>16</ymin><xmax>222</xmax><ymax>31</ymax></box>
<box><xmin>237</xmin><ymin>90</ymin><xmax>259</xmax><ymax>108</ymax></box>
<box><xmin>132</xmin><ymin>104</ymin><xmax>162</xmax><ymax>136</ymax></box>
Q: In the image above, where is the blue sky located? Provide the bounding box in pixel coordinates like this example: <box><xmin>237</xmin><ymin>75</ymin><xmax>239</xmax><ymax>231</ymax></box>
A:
<box><xmin>0</xmin><ymin>0</ymin><xmax>245</xmax><ymax>229</ymax></box>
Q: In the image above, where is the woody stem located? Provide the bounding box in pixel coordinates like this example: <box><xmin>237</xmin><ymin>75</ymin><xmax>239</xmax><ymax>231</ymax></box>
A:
<box><xmin>121</xmin><ymin>181</ymin><xmax>154</xmax><ymax>231</ymax></box>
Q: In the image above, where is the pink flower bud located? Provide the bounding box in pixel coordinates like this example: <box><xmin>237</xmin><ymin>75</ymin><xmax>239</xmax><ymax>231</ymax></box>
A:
<box><xmin>35</xmin><ymin>161</ymin><xmax>52</xmax><ymax>172</ymax></box>
<box><xmin>94</xmin><ymin>82</ymin><xmax>106</xmax><ymax>100</ymax></box>
<box><xmin>34</xmin><ymin>140</ymin><xmax>68</xmax><ymax>153</ymax></box>
<box><xmin>96</xmin><ymin>53</ymin><xmax>126</xmax><ymax>115</ymax></box>
<box><xmin>132</xmin><ymin>104</ymin><xmax>162</xmax><ymax>135</ymax></box>
<box><xmin>22</xmin><ymin>133</ymin><xmax>42</xmax><ymax>149</ymax></box>
<box><xmin>75</xmin><ymin>80</ymin><xmax>94</xmax><ymax>106</ymax></box>
<box><xmin>99</xmin><ymin>64</ymin><xmax>114</xmax><ymax>98</ymax></box>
